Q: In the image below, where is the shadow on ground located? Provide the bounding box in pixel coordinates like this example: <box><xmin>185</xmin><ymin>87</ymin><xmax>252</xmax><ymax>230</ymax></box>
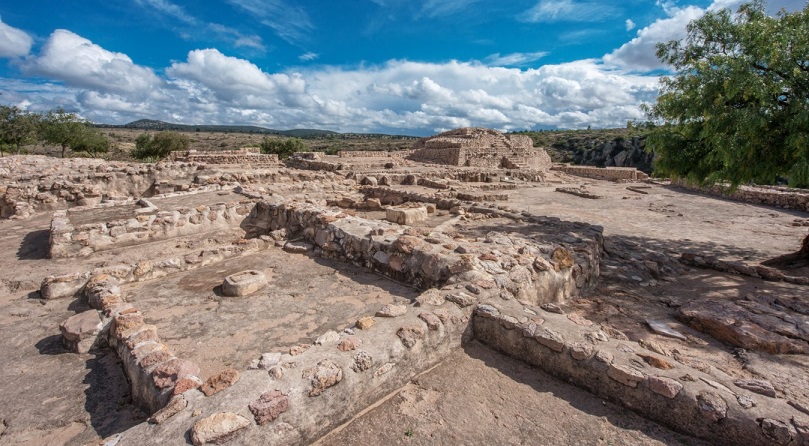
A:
<box><xmin>17</xmin><ymin>229</ymin><xmax>49</xmax><ymax>260</ymax></box>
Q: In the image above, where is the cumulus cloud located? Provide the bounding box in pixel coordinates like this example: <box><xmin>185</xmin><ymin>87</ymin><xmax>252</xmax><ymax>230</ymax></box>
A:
<box><xmin>603</xmin><ymin>6</ymin><xmax>703</xmax><ymax>71</ymax></box>
<box><xmin>5</xmin><ymin>20</ymin><xmax>668</xmax><ymax>134</ymax></box>
<box><xmin>520</xmin><ymin>0</ymin><xmax>620</xmax><ymax>23</ymax></box>
<box><xmin>0</xmin><ymin>18</ymin><xmax>33</xmax><ymax>58</ymax></box>
<box><xmin>23</xmin><ymin>30</ymin><xmax>162</xmax><ymax>94</ymax></box>
<box><xmin>625</xmin><ymin>19</ymin><xmax>636</xmax><ymax>31</ymax></box>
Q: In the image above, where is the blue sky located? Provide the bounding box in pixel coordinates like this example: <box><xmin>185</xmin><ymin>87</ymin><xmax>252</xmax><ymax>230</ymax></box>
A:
<box><xmin>0</xmin><ymin>0</ymin><xmax>804</xmax><ymax>135</ymax></box>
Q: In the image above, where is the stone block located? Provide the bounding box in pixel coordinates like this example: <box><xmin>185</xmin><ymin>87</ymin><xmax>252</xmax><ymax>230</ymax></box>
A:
<box><xmin>59</xmin><ymin>310</ymin><xmax>103</xmax><ymax>353</ymax></box>
<box><xmin>41</xmin><ymin>272</ymin><xmax>89</xmax><ymax>299</ymax></box>
<box><xmin>386</xmin><ymin>207</ymin><xmax>428</xmax><ymax>225</ymax></box>
<box><xmin>221</xmin><ymin>270</ymin><xmax>267</xmax><ymax>297</ymax></box>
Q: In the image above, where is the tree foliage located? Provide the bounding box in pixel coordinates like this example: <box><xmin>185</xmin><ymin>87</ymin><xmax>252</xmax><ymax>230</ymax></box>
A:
<box><xmin>0</xmin><ymin>105</ymin><xmax>40</xmax><ymax>155</ymax></box>
<box><xmin>40</xmin><ymin>108</ymin><xmax>93</xmax><ymax>157</ymax></box>
<box><xmin>645</xmin><ymin>1</ymin><xmax>809</xmax><ymax>188</ymax></box>
<box><xmin>131</xmin><ymin>130</ymin><xmax>189</xmax><ymax>160</ymax></box>
<box><xmin>259</xmin><ymin>137</ymin><xmax>305</xmax><ymax>159</ymax></box>
<box><xmin>71</xmin><ymin>126</ymin><xmax>110</xmax><ymax>156</ymax></box>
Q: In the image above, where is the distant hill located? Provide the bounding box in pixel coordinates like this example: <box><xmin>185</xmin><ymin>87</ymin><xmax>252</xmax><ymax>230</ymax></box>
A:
<box><xmin>96</xmin><ymin>119</ymin><xmax>342</xmax><ymax>138</ymax></box>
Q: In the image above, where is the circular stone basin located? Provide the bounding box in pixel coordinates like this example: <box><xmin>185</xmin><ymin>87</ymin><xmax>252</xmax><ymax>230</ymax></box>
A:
<box><xmin>222</xmin><ymin>270</ymin><xmax>268</xmax><ymax>297</ymax></box>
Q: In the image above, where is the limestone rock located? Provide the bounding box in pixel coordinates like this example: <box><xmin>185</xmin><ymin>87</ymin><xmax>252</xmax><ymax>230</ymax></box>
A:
<box><xmin>376</xmin><ymin>303</ymin><xmax>408</xmax><ymax>318</ymax></box>
<box><xmin>475</xmin><ymin>304</ymin><xmax>500</xmax><ymax>318</ymax></box>
<box><xmin>191</xmin><ymin>412</ymin><xmax>250</xmax><ymax>445</ymax></box>
<box><xmin>569</xmin><ymin>343</ymin><xmax>594</xmax><ymax>361</ymax></box>
<box><xmin>148</xmin><ymin>394</ymin><xmax>187</xmax><ymax>424</ymax></box>
<box><xmin>648</xmin><ymin>376</ymin><xmax>683</xmax><ymax>399</ymax></box>
<box><xmin>201</xmin><ymin>369</ymin><xmax>240</xmax><ymax>396</ymax></box>
<box><xmin>355</xmin><ymin>316</ymin><xmax>376</xmax><ymax>330</ymax></box>
<box><xmin>315</xmin><ymin>330</ymin><xmax>340</xmax><ymax>345</ymax></box>
<box><xmin>153</xmin><ymin>359</ymin><xmax>200</xmax><ymax>390</ymax></box>
<box><xmin>283</xmin><ymin>241</ymin><xmax>313</xmax><ymax>254</ymax></box>
<box><xmin>304</xmin><ymin>359</ymin><xmax>343</xmax><ymax>397</ymax></box>
<box><xmin>419</xmin><ymin>312</ymin><xmax>442</xmax><ymax>331</ymax></box>
<box><xmin>534</xmin><ymin>328</ymin><xmax>565</xmax><ymax>352</ymax></box>
<box><xmin>540</xmin><ymin>303</ymin><xmax>564</xmax><ymax>314</ymax></box>
<box><xmin>59</xmin><ymin>310</ymin><xmax>103</xmax><ymax>353</ymax></box>
<box><xmin>221</xmin><ymin>270</ymin><xmax>267</xmax><ymax>297</ymax></box>
<box><xmin>636</xmin><ymin>353</ymin><xmax>674</xmax><ymax>370</ymax></box>
<box><xmin>173</xmin><ymin>375</ymin><xmax>203</xmax><ymax>395</ymax></box>
<box><xmin>338</xmin><ymin>337</ymin><xmax>362</xmax><ymax>351</ymax></box>
<box><xmin>676</xmin><ymin>300</ymin><xmax>809</xmax><ymax>354</ymax></box>
<box><xmin>249</xmin><ymin>390</ymin><xmax>289</xmax><ymax>426</ymax></box>
<box><xmin>734</xmin><ymin>379</ymin><xmax>777</xmax><ymax>398</ymax></box>
<box><xmin>696</xmin><ymin>391</ymin><xmax>728</xmax><ymax>422</ymax></box>
<box><xmin>760</xmin><ymin>418</ymin><xmax>794</xmax><ymax>444</ymax></box>
<box><xmin>607</xmin><ymin>364</ymin><xmax>646</xmax><ymax>388</ymax></box>
<box><xmin>397</xmin><ymin>324</ymin><xmax>426</xmax><ymax>348</ymax></box>
<box><xmin>352</xmin><ymin>351</ymin><xmax>373</xmax><ymax>373</ymax></box>
<box><xmin>258</xmin><ymin>353</ymin><xmax>282</xmax><ymax>369</ymax></box>
<box><xmin>446</xmin><ymin>292</ymin><xmax>476</xmax><ymax>308</ymax></box>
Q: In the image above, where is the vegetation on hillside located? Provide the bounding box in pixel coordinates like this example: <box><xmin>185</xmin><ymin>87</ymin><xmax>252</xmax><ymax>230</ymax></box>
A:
<box><xmin>131</xmin><ymin>131</ymin><xmax>189</xmax><ymax>161</ymax></box>
<box><xmin>644</xmin><ymin>0</ymin><xmax>809</xmax><ymax>188</ymax></box>
<box><xmin>259</xmin><ymin>137</ymin><xmax>306</xmax><ymax>159</ymax></box>
<box><xmin>1</xmin><ymin>104</ymin><xmax>110</xmax><ymax>157</ymax></box>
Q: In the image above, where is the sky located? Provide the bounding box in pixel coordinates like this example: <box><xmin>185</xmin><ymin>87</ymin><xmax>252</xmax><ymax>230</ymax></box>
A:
<box><xmin>0</xmin><ymin>0</ymin><xmax>805</xmax><ymax>135</ymax></box>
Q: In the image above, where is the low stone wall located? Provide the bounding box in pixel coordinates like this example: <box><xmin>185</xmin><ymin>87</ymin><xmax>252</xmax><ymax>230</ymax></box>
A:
<box><xmin>473</xmin><ymin>301</ymin><xmax>806</xmax><ymax>446</ymax></box>
<box><xmin>169</xmin><ymin>148</ymin><xmax>280</xmax><ymax>166</ymax></box>
<box><xmin>49</xmin><ymin>197</ymin><xmax>256</xmax><ymax>258</ymax></box>
<box><xmin>284</xmin><ymin>157</ymin><xmax>343</xmax><ymax>172</ymax></box>
<box><xmin>338</xmin><ymin>150</ymin><xmax>389</xmax><ymax>158</ymax></box>
<box><xmin>672</xmin><ymin>180</ymin><xmax>809</xmax><ymax>213</ymax></box>
<box><xmin>0</xmin><ymin>159</ymin><xmax>203</xmax><ymax>219</ymax></box>
<box><xmin>82</xmin><ymin>274</ymin><xmax>203</xmax><ymax>414</ymax></box>
<box><xmin>555</xmin><ymin>165</ymin><xmax>649</xmax><ymax>181</ymax></box>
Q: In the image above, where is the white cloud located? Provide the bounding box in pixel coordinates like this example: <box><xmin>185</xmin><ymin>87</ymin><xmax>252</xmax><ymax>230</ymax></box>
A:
<box><xmin>134</xmin><ymin>0</ymin><xmax>196</xmax><ymax>25</ymax></box>
<box><xmin>0</xmin><ymin>18</ymin><xmax>33</xmax><ymax>58</ymax></box>
<box><xmin>625</xmin><ymin>19</ymin><xmax>636</xmax><ymax>31</ymax></box>
<box><xmin>5</xmin><ymin>19</ymin><xmax>669</xmax><ymax>134</ymax></box>
<box><xmin>521</xmin><ymin>0</ymin><xmax>620</xmax><ymax>23</ymax></box>
<box><xmin>166</xmin><ymin>48</ymin><xmax>307</xmax><ymax>107</ymax></box>
<box><xmin>420</xmin><ymin>0</ymin><xmax>482</xmax><ymax>18</ymax></box>
<box><xmin>227</xmin><ymin>0</ymin><xmax>313</xmax><ymax>44</ymax></box>
<box><xmin>299</xmin><ymin>52</ymin><xmax>319</xmax><ymax>61</ymax></box>
<box><xmin>603</xmin><ymin>6</ymin><xmax>704</xmax><ymax>71</ymax></box>
<box><xmin>484</xmin><ymin>51</ymin><xmax>549</xmax><ymax>67</ymax></box>
<box><xmin>23</xmin><ymin>30</ymin><xmax>162</xmax><ymax>94</ymax></box>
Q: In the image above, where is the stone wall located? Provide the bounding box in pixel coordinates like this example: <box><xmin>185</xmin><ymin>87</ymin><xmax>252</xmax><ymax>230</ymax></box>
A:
<box><xmin>555</xmin><ymin>165</ymin><xmax>650</xmax><ymax>181</ymax></box>
<box><xmin>672</xmin><ymin>180</ymin><xmax>809</xmax><ymax>212</ymax></box>
<box><xmin>49</xmin><ymin>196</ymin><xmax>256</xmax><ymax>258</ymax></box>
<box><xmin>473</xmin><ymin>300</ymin><xmax>802</xmax><ymax>446</ymax></box>
<box><xmin>0</xmin><ymin>157</ymin><xmax>203</xmax><ymax>219</ymax></box>
<box><xmin>170</xmin><ymin>148</ymin><xmax>280</xmax><ymax>165</ymax></box>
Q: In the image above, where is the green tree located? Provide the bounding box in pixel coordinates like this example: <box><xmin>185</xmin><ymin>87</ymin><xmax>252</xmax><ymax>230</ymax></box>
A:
<box><xmin>40</xmin><ymin>108</ymin><xmax>88</xmax><ymax>157</ymax></box>
<box><xmin>259</xmin><ymin>137</ymin><xmax>305</xmax><ymax>159</ymax></box>
<box><xmin>131</xmin><ymin>130</ymin><xmax>189</xmax><ymax>160</ymax></box>
<box><xmin>71</xmin><ymin>126</ymin><xmax>110</xmax><ymax>157</ymax></box>
<box><xmin>0</xmin><ymin>105</ymin><xmax>40</xmax><ymax>155</ymax></box>
<box><xmin>645</xmin><ymin>1</ymin><xmax>809</xmax><ymax>188</ymax></box>
<box><xmin>645</xmin><ymin>1</ymin><xmax>809</xmax><ymax>256</ymax></box>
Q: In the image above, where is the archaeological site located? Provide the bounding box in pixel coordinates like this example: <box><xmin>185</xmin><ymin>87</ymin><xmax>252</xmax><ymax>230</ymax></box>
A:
<box><xmin>1</xmin><ymin>127</ymin><xmax>808</xmax><ymax>446</ymax></box>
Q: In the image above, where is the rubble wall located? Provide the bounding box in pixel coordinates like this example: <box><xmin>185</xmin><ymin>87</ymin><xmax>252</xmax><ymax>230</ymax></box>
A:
<box><xmin>473</xmin><ymin>301</ymin><xmax>800</xmax><ymax>446</ymax></box>
<box><xmin>49</xmin><ymin>199</ymin><xmax>256</xmax><ymax>258</ymax></box>
<box><xmin>672</xmin><ymin>180</ymin><xmax>809</xmax><ymax>213</ymax></box>
<box><xmin>556</xmin><ymin>165</ymin><xmax>649</xmax><ymax>181</ymax></box>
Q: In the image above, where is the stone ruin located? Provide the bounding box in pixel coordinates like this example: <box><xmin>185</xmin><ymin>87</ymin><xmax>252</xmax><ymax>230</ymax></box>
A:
<box><xmin>1</xmin><ymin>127</ymin><xmax>808</xmax><ymax>446</ymax></box>
<box><xmin>409</xmin><ymin>127</ymin><xmax>552</xmax><ymax>170</ymax></box>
